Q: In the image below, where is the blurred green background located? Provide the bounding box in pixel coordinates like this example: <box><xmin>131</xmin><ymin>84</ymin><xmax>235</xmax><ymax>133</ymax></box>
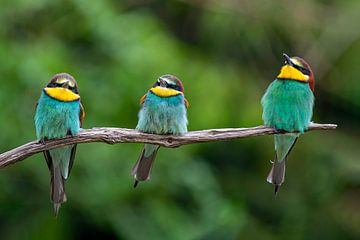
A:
<box><xmin>0</xmin><ymin>0</ymin><xmax>359</xmax><ymax>239</ymax></box>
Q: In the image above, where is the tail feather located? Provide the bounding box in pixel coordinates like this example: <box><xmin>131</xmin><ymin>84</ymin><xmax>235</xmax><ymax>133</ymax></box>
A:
<box><xmin>132</xmin><ymin>144</ymin><xmax>160</xmax><ymax>186</ymax></box>
<box><xmin>54</xmin><ymin>203</ymin><xmax>61</xmax><ymax>217</ymax></box>
<box><xmin>267</xmin><ymin>154</ymin><xmax>286</xmax><ymax>195</ymax></box>
<box><xmin>267</xmin><ymin>134</ymin><xmax>299</xmax><ymax>195</ymax></box>
<box><xmin>274</xmin><ymin>134</ymin><xmax>298</xmax><ymax>162</ymax></box>
<box><xmin>51</xmin><ymin>166</ymin><xmax>66</xmax><ymax>217</ymax></box>
<box><xmin>43</xmin><ymin>146</ymin><xmax>74</xmax><ymax>216</ymax></box>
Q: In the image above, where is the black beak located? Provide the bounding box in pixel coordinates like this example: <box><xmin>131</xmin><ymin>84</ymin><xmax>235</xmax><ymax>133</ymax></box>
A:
<box><xmin>61</xmin><ymin>81</ymin><xmax>70</xmax><ymax>88</ymax></box>
<box><xmin>282</xmin><ymin>53</ymin><xmax>293</xmax><ymax>66</ymax></box>
<box><xmin>158</xmin><ymin>77</ymin><xmax>167</xmax><ymax>87</ymax></box>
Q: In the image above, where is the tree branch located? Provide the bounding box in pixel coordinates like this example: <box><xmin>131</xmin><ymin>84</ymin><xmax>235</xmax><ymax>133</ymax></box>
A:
<box><xmin>0</xmin><ymin>123</ymin><xmax>337</xmax><ymax>169</ymax></box>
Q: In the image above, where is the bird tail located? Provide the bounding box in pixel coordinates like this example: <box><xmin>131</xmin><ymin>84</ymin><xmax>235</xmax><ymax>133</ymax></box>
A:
<box><xmin>267</xmin><ymin>153</ymin><xmax>286</xmax><ymax>195</ymax></box>
<box><xmin>131</xmin><ymin>144</ymin><xmax>160</xmax><ymax>188</ymax></box>
<box><xmin>267</xmin><ymin>134</ymin><xmax>298</xmax><ymax>195</ymax></box>
<box><xmin>50</xmin><ymin>165</ymin><xmax>67</xmax><ymax>217</ymax></box>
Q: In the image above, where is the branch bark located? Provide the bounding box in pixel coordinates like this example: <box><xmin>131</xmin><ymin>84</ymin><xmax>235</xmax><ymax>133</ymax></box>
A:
<box><xmin>0</xmin><ymin>123</ymin><xmax>337</xmax><ymax>169</ymax></box>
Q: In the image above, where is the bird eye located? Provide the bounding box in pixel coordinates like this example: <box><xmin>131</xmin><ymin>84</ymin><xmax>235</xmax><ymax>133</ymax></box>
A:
<box><xmin>47</xmin><ymin>82</ymin><xmax>57</xmax><ymax>88</ymax></box>
<box><xmin>71</xmin><ymin>87</ymin><xmax>79</xmax><ymax>94</ymax></box>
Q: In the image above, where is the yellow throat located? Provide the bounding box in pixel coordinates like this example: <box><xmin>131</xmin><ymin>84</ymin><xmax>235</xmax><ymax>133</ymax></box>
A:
<box><xmin>150</xmin><ymin>86</ymin><xmax>182</xmax><ymax>97</ymax></box>
<box><xmin>277</xmin><ymin>65</ymin><xmax>309</xmax><ymax>82</ymax></box>
<box><xmin>44</xmin><ymin>87</ymin><xmax>80</xmax><ymax>102</ymax></box>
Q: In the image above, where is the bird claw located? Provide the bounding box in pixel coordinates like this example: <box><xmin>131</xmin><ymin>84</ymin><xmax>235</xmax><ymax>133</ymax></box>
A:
<box><xmin>39</xmin><ymin>139</ymin><xmax>46</xmax><ymax>145</ymax></box>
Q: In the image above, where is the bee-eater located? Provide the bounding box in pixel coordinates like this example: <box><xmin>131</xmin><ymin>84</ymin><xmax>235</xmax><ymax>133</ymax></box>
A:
<box><xmin>132</xmin><ymin>74</ymin><xmax>189</xmax><ymax>187</ymax></box>
<box><xmin>261</xmin><ymin>53</ymin><xmax>315</xmax><ymax>194</ymax></box>
<box><xmin>35</xmin><ymin>73</ymin><xmax>85</xmax><ymax>216</ymax></box>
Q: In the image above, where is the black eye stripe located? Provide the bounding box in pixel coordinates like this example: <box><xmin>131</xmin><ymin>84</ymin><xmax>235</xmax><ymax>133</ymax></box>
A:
<box><xmin>46</xmin><ymin>82</ymin><xmax>79</xmax><ymax>94</ymax></box>
<box><xmin>152</xmin><ymin>80</ymin><xmax>181</xmax><ymax>91</ymax></box>
<box><xmin>167</xmin><ymin>83</ymin><xmax>181</xmax><ymax>91</ymax></box>
<box><xmin>293</xmin><ymin>65</ymin><xmax>311</xmax><ymax>75</ymax></box>
<box><xmin>72</xmin><ymin>88</ymin><xmax>79</xmax><ymax>94</ymax></box>
<box><xmin>46</xmin><ymin>82</ymin><xmax>58</xmax><ymax>88</ymax></box>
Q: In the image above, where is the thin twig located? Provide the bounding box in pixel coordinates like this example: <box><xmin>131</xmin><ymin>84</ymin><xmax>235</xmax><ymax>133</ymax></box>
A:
<box><xmin>0</xmin><ymin>123</ymin><xmax>337</xmax><ymax>169</ymax></box>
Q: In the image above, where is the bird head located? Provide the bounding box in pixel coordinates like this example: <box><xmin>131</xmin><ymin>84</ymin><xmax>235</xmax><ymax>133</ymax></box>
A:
<box><xmin>277</xmin><ymin>53</ymin><xmax>315</xmax><ymax>92</ymax></box>
<box><xmin>150</xmin><ymin>74</ymin><xmax>185</xmax><ymax>97</ymax></box>
<box><xmin>43</xmin><ymin>73</ymin><xmax>80</xmax><ymax>102</ymax></box>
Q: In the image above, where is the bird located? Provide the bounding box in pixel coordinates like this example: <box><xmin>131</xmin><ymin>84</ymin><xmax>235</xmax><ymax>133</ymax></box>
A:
<box><xmin>34</xmin><ymin>73</ymin><xmax>85</xmax><ymax>216</ymax></box>
<box><xmin>261</xmin><ymin>53</ymin><xmax>315</xmax><ymax>195</ymax></box>
<box><xmin>132</xmin><ymin>74</ymin><xmax>189</xmax><ymax>188</ymax></box>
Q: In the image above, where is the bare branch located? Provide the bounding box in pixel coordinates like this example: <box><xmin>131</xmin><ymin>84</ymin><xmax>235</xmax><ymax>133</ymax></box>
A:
<box><xmin>0</xmin><ymin>123</ymin><xmax>337</xmax><ymax>169</ymax></box>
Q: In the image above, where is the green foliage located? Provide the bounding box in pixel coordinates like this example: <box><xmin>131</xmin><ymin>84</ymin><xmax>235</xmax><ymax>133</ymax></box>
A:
<box><xmin>0</xmin><ymin>0</ymin><xmax>359</xmax><ymax>239</ymax></box>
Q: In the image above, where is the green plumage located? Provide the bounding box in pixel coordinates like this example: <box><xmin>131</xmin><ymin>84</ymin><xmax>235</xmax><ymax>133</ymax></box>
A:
<box><xmin>136</xmin><ymin>91</ymin><xmax>188</xmax><ymax>134</ymax></box>
<box><xmin>274</xmin><ymin>134</ymin><xmax>298</xmax><ymax>162</ymax></box>
<box><xmin>261</xmin><ymin>79</ymin><xmax>314</xmax><ymax>133</ymax></box>
<box><xmin>34</xmin><ymin>91</ymin><xmax>81</xmax><ymax>215</ymax></box>
<box><xmin>262</xmin><ymin>79</ymin><xmax>314</xmax><ymax>191</ymax></box>
<box><xmin>35</xmin><ymin>91</ymin><xmax>81</xmax><ymax>176</ymax></box>
<box><xmin>132</xmin><ymin>90</ymin><xmax>188</xmax><ymax>185</ymax></box>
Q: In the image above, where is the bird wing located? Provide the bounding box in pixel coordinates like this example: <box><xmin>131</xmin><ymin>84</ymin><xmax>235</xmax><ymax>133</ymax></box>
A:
<box><xmin>184</xmin><ymin>98</ymin><xmax>190</xmax><ymax>108</ymax></box>
<box><xmin>140</xmin><ymin>93</ymin><xmax>147</xmax><ymax>105</ymax></box>
<box><xmin>69</xmin><ymin>102</ymin><xmax>84</xmax><ymax>176</ymax></box>
<box><xmin>79</xmin><ymin>102</ymin><xmax>85</xmax><ymax>128</ymax></box>
<box><xmin>43</xmin><ymin>148</ymin><xmax>52</xmax><ymax>171</ymax></box>
<box><xmin>68</xmin><ymin>144</ymin><xmax>77</xmax><ymax>177</ymax></box>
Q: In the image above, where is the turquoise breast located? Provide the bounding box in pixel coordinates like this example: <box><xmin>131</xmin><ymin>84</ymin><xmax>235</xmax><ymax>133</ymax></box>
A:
<box><xmin>261</xmin><ymin>79</ymin><xmax>314</xmax><ymax>133</ymax></box>
<box><xmin>35</xmin><ymin>91</ymin><xmax>81</xmax><ymax>140</ymax></box>
<box><xmin>136</xmin><ymin>91</ymin><xmax>188</xmax><ymax>134</ymax></box>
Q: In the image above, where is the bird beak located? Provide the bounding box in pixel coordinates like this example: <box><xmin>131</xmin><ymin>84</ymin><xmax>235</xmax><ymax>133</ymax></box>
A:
<box><xmin>61</xmin><ymin>80</ymin><xmax>70</xmax><ymax>88</ymax></box>
<box><xmin>158</xmin><ymin>78</ymin><xmax>167</xmax><ymax>88</ymax></box>
<box><xmin>282</xmin><ymin>53</ymin><xmax>293</xmax><ymax>66</ymax></box>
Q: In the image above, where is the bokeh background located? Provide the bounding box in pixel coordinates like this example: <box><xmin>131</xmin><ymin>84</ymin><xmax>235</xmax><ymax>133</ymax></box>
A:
<box><xmin>0</xmin><ymin>0</ymin><xmax>359</xmax><ymax>239</ymax></box>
